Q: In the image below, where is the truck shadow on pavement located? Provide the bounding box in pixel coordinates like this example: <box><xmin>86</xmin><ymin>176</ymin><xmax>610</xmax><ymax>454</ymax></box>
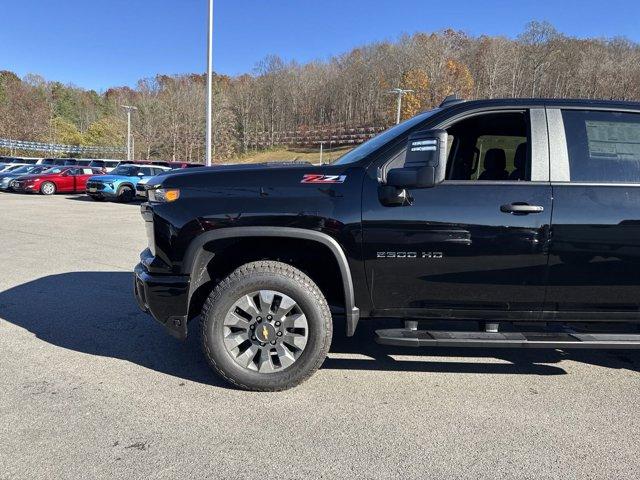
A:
<box><xmin>1</xmin><ymin>272</ymin><xmax>639</xmax><ymax>387</ymax></box>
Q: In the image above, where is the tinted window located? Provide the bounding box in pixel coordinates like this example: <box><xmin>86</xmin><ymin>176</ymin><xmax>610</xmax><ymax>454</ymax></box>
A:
<box><xmin>111</xmin><ymin>166</ymin><xmax>139</xmax><ymax>176</ymax></box>
<box><xmin>563</xmin><ymin>110</ymin><xmax>640</xmax><ymax>183</ymax></box>
<box><xmin>446</xmin><ymin>111</ymin><xmax>530</xmax><ymax>181</ymax></box>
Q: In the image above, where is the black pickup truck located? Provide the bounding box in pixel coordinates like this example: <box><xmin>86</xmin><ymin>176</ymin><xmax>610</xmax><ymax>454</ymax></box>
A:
<box><xmin>134</xmin><ymin>96</ymin><xmax>640</xmax><ymax>391</ymax></box>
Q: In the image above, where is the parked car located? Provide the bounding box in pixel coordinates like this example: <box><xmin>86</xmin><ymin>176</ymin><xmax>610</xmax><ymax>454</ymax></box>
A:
<box><xmin>0</xmin><ymin>165</ymin><xmax>52</xmax><ymax>191</ymax></box>
<box><xmin>0</xmin><ymin>156</ymin><xmax>40</xmax><ymax>167</ymax></box>
<box><xmin>12</xmin><ymin>166</ymin><xmax>103</xmax><ymax>195</ymax></box>
<box><xmin>134</xmin><ymin>96</ymin><xmax>640</xmax><ymax>391</ymax></box>
<box><xmin>36</xmin><ymin>158</ymin><xmax>78</xmax><ymax>167</ymax></box>
<box><xmin>86</xmin><ymin>164</ymin><xmax>171</xmax><ymax>202</ymax></box>
<box><xmin>151</xmin><ymin>161</ymin><xmax>203</xmax><ymax>169</ymax></box>
<box><xmin>86</xmin><ymin>159</ymin><xmax>120</xmax><ymax>172</ymax></box>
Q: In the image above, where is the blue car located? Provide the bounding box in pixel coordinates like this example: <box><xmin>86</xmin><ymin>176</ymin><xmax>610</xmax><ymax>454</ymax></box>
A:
<box><xmin>85</xmin><ymin>164</ymin><xmax>171</xmax><ymax>202</ymax></box>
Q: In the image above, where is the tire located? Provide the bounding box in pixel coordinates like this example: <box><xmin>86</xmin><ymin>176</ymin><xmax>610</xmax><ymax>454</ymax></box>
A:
<box><xmin>116</xmin><ymin>185</ymin><xmax>134</xmax><ymax>203</ymax></box>
<box><xmin>200</xmin><ymin>261</ymin><xmax>332</xmax><ymax>391</ymax></box>
<box><xmin>40</xmin><ymin>181</ymin><xmax>56</xmax><ymax>195</ymax></box>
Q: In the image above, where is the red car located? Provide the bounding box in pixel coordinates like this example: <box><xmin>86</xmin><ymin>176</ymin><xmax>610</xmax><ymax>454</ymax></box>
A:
<box><xmin>12</xmin><ymin>166</ymin><xmax>103</xmax><ymax>195</ymax></box>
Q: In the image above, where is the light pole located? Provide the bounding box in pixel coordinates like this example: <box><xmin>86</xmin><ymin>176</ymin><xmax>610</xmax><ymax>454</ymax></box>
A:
<box><xmin>205</xmin><ymin>0</ymin><xmax>214</xmax><ymax>166</ymax></box>
<box><xmin>386</xmin><ymin>88</ymin><xmax>413</xmax><ymax>125</ymax></box>
<box><xmin>121</xmin><ymin>105</ymin><xmax>137</xmax><ymax>161</ymax></box>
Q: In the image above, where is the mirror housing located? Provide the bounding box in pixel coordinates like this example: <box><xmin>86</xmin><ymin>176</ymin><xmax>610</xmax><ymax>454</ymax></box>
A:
<box><xmin>386</xmin><ymin>129</ymin><xmax>448</xmax><ymax>189</ymax></box>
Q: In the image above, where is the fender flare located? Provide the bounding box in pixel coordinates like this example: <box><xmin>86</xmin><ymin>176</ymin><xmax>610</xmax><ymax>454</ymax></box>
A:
<box><xmin>183</xmin><ymin>226</ymin><xmax>360</xmax><ymax>336</ymax></box>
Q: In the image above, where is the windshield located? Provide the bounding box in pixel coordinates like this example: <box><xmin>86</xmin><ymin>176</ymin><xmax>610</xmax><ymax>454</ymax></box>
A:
<box><xmin>9</xmin><ymin>165</ymin><xmax>37</xmax><ymax>174</ymax></box>
<box><xmin>111</xmin><ymin>166</ymin><xmax>139</xmax><ymax>176</ymax></box>
<box><xmin>332</xmin><ymin>109</ymin><xmax>440</xmax><ymax>165</ymax></box>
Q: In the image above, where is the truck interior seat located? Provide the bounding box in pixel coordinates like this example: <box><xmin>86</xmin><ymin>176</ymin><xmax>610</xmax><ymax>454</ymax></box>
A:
<box><xmin>479</xmin><ymin>148</ymin><xmax>509</xmax><ymax>180</ymax></box>
<box><xmin>508</xmin><ymin>143</ymin><xmax>527</xmax><ymax>180</ymax></box>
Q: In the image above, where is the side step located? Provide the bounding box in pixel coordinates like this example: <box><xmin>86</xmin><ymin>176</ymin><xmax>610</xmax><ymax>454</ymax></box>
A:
<box><xmin>375</xmin><ymin>329</ymin><xmax>640</xmax><ymax>349</ymax></box>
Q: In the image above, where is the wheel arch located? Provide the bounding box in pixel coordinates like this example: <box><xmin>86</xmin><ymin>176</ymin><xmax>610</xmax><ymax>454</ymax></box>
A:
<box><xmin>184</xmin><ymin>227</ymin><xmax>360</xmax><ymax>336</ymax></box>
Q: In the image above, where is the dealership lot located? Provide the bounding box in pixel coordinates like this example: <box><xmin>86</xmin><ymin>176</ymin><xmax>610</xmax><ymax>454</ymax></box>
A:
<box><xmin>1</xmin><ymin>193</ymin><xmax>640</xmax><ymax>479</ymax></box>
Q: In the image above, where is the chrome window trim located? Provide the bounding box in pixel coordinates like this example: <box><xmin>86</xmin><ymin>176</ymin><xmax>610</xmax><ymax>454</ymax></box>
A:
<box><xmin>546</xmin><ymin>108</ymin><xmax>570</xmax><ymax>182</ymax></box>
<box><xmin>530</xmin><ymin>108</ymin><xmax>549</xmax><ymax>182</ymax></box>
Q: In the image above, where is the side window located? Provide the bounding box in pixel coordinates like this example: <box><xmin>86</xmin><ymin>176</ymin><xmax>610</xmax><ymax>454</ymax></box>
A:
<box><xmin>562</xmin><ymin>110</ymin><xmax>640</xmax><ymax>183</ymax></box>
<box><xmin>141</xmin><ymin>167</ymin><xmax>153</xmax><ymax>176</ymax></box>
<box><xmin>446</xmin><ymin>111</ymin><xmax>530</xmax><ymax>181</ymax></box>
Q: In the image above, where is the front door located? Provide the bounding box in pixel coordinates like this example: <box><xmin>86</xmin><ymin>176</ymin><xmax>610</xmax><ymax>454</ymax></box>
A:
<box><xmin>362</xmin><ymin>109</ymin><xmax>552</xmax><ymax>319</ymax></box>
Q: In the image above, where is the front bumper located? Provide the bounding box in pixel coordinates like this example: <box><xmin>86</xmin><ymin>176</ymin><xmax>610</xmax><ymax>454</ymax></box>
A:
<box><xmin>86</xmin><ymin>182</ymin><xmax>117</xmax><ymax>198</ymax></box>
<box><xmin>135</xmin><ymin>184</ymin><xmax>147</xmax><ymax>198</ymax></box>
<box><xmin>134</xmin><ymin>261</ymin><xmax>191</xmax><ymax>340</ymax></box>
<box><xmin>12</xmin><ymin>183</ymin><xmax>37</xmax><ymax>193</ymax></box>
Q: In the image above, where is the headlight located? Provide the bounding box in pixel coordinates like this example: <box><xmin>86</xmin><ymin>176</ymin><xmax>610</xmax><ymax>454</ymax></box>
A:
<box><xmin>148</xmin><ymin>188</ymin><xmax>180</xmax><ymax>203</ymax></box>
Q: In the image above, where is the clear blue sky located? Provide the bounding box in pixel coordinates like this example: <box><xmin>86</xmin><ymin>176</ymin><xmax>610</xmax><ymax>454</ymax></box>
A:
<box><xmin>2</xmin><ymin>0</ymin><xmax>639</xmax><ymax>91</ymax></box>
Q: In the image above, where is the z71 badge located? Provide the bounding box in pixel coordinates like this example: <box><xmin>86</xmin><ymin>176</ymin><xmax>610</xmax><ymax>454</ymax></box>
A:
<box><xmin>301</xmin><ymin>174</ymin><xmax>346</xmax><ymax>184</ymax></box>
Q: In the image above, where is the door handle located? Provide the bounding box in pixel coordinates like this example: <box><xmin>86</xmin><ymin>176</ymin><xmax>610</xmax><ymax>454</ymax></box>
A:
<box><xmin>500</xmin><ymin>203</ymin><xmax>544</xmax><ymax>214</ymax></box>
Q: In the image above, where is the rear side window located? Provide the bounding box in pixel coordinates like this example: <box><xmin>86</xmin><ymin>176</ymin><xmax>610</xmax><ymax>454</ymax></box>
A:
<box><xmin>562</xmin><ymin>110</ymin><xmax>640</xmax><ymax>182</ymax></box>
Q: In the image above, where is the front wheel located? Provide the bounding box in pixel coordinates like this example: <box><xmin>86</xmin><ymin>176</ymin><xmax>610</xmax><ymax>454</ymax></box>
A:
<box><xmin>40</xmin><ymin>182</ymin><xmax>56</xmax><ymax>195</ymax></box>
<box><xmin>116</xmin><ymin>185</ymin><xmax>134</xmax><ymax>203</ymax></box>
<box><xmin>200</xmin><ymin>261</ymin><xmax>332</xmax><ymax>391</ymax></box>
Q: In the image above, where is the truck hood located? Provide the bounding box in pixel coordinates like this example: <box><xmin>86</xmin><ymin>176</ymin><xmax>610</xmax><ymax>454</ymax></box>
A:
<box><xmin>152</xmin><ymin>161</ymin><xmax>348</xmax><ymax>190</ymax></box>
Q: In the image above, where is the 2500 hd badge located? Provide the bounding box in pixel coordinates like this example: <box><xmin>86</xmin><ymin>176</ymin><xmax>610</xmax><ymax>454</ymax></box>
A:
<box><xmin>376</xmin><ymin>251</ymin><xmax>444</xmax><ymax>258</ymax></box>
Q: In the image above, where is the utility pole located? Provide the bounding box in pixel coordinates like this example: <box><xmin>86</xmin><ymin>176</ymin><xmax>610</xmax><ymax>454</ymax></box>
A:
<box><xmin>205</xmin><ymin>0</ymin><xmax>214</xmax><ymax>166</ymax></box>
<box><xmin>386</xmin><ymin>88</ymin><xmax>413</xmax><ymax>125</ymax></box>
<box><xmin>121</xmin><ymin>105</ymin><xmax>137</xmax><ymax>161</ymax></box>
<box><xmin>319</xmin><ymin>141</ymin><xmax>325</xmax><ymax>164</ymax></box>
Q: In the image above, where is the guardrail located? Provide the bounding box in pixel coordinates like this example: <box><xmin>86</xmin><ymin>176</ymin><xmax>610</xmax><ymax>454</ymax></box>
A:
<box><xmin>245</xmin><ymin>125</ymin><xmax>389</xmax><ymax>148</ymax></box>
<box><xmin>0</xmin><ymin>138</ymin><xmax>126</xmax><ymax>155</ymax></box>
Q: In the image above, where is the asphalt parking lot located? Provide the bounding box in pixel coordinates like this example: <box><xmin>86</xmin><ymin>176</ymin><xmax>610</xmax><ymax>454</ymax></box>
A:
<box><xmin>1</xmin><ymin>193</ymin><xmax>639</xmax><ymax>479</ymax></box>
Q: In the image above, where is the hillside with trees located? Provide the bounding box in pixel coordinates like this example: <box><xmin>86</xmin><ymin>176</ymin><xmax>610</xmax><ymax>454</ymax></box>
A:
<box><xmin>1</xmin><ymin>21</ymin><xmax>640</xmax><ymax>162</ymax></box>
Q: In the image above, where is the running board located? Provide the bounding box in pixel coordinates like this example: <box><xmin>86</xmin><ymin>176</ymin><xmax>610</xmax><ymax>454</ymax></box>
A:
<box><xmin>375</xmin><ymin>329</ymin><xmax>640</xmax><ymax>349</ymax></box>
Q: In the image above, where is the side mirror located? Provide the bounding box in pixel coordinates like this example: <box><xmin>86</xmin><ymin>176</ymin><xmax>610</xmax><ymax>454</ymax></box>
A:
<box><xmin>386</xmin><ymin>129</ymin><xmax>448</xmax><ymax>189</ymax></box>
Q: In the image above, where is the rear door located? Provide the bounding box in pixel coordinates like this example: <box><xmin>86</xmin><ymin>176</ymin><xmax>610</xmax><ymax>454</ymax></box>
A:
<box><xmin>362</xmin><ymin>108</ymin><xmax>552</xmax><ymax>319</ymax></box>
<box><xmin>545</xmin><ymin>108</ymin><xmax>640</xmax><ymax>319</ymax></box>
<box><xmin>75</xmin><ymin>168</ymin><xmax>94</xmax><ymax>191</ymax></box>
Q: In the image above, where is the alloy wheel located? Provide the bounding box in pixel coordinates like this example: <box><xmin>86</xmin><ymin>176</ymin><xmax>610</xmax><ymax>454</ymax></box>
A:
<box><xmin>41</xmin><ymin>182</ymin><xmax>55</xmax><ymax>195</ymax></box>
<box><xmin>223</xmin><ymin>290</ymin><xmax>309</xmax><ymax>373</ymax></box>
